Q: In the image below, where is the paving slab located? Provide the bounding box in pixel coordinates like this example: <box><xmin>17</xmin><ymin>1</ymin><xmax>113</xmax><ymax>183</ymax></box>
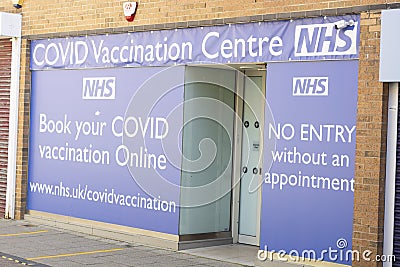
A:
<box><xmin>0</xmin><ymin>219</ymin><xmax>249</xmax><ymax>267</ymax></box>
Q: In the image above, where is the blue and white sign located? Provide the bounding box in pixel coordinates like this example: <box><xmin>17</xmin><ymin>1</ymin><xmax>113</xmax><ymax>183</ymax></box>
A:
<box><xmin>261</xmin><ymin>60</ymin><xmax>358</xmax><ymax>265</ymax></box>
<box><xmin>28</xmin><ymin>14</ymin><xmax>360</xmax><ymax>264</ymax></box>
<box><xmin>30</xmin><ymin>15</ymin><xmax>359</xmax><ymax>70</ymax></box>
<box><xmin>28</xmin><ymin>66</ymin><xmax>185</xmax><ymax>234</ymax></box>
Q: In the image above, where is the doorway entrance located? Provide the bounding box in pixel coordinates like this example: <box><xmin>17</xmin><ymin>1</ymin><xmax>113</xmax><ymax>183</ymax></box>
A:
<box><xmin>178</xmin><ymin>65</ymin><xmax>265</xmax><ymax>249</ymax></box>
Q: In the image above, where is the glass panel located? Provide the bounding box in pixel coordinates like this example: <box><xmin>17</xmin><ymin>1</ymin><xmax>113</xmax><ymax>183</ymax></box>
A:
<box><xmin>239</xmin><ymin>75</ymin><xmax>263</xmax><ymax>237</ymax></box>
<box><xmin>179</xmin><ymin>66</ymin><xmax>235</xmax><ymax>235</ymax></box>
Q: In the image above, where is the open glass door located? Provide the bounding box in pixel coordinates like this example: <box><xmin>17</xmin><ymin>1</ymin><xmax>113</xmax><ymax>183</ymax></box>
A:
<box><xmin>179</xmin><ymin>66</ymin><xmax>235</xmax><ymax>238</ymax></box>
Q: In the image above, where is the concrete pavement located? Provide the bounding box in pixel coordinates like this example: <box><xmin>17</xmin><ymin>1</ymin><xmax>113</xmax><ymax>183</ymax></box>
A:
<box><xmin>0</xmin><ymin>219</ymin><xmax>247</xmax><ymax>267</ymax></box>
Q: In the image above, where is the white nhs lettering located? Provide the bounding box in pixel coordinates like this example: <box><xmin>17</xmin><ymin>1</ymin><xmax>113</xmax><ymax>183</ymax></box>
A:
<box><xmin>292</xmin><ymin>77</ymin><xmax>329</xmax><ymax>96</ymax></box>
<box><xmin>294</xmin><ymin>22</ymin><xmax>357</xmax><ymax>57</ymax></box>
<box><xmin>82</xmin><ymin>77</ymin><xmax>116</xmax><ymax>100</ymax></box>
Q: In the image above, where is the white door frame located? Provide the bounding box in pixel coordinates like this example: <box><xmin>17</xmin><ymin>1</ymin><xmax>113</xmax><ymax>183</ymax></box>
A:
<box><xmin>231</xmin><ymin>69</ymin><xmax>266</xmax><ymax>246</ymax></box>
<box><xmin>231</xmin><ymin>70</ymin><xmax>244</xmax><ymax>244</ymax></box>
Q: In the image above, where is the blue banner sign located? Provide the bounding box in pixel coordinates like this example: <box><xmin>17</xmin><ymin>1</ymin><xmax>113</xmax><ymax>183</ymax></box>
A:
<box><xmin>30</xmin><ymin>15</ymin><xmax>359</xmax><ymax>70</ymax></box>
<box><xmin>28</xmin><ymin>66</ymin><xmax>184</xmax><ymax>234</ymax></box>
<box><xmin>261</xmin><ymin>60</ymin><xmax>358</xmax><ymax>265</ymax></box>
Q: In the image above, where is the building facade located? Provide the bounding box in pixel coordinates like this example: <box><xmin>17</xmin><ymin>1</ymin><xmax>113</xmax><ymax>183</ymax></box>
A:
<box><xmin>1</xmin><ymin>1</ymin><xmax>400</xmax><ymax>267</ymax></box>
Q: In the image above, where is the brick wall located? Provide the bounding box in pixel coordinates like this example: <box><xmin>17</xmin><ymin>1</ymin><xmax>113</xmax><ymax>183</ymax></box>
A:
<box><xmin>352</xmin><ymin>10</ymin><xmax>387</xmax><ymax>267</ymax></box>
<box><xmin>0</xmin><ymin>1</ymin><xmax>393</xmax><ymax>266</ymax></box>
<box><xmin>0</xmin><ymin>0</ymin><xmax>388</xmax><ymax>36</ymax></box>
<box><xmin>0</xmin><ymin>5</ymin><xmax>16</xmax><ymax>13</ymax></box>
<box><xmin>14</xmin><ymin>38</ymin><xmax>30</xmax><ymax>220</ymax></box>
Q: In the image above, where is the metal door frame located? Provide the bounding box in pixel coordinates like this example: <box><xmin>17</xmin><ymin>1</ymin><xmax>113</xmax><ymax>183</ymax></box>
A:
<box><xmin>231</xmin><ymin>68</ymin><xmax>266</xmax><ymax>246</ymax></box>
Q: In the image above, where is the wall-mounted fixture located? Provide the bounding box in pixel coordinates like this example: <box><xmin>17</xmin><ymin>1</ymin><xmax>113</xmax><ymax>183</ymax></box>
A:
<box><xmin>123</xmin><ymin>2</ymin><xmax>138</xmax><ymax>22</ymax></box>
<box><xmin>12</xmin><ymin>0</ymin><xmax>24</xmax><ymax>9</ymax></box>
<box><xmin>334</xmin><ymin>19</ymin><xmax>355</xmax><ymax>29</ymax></box>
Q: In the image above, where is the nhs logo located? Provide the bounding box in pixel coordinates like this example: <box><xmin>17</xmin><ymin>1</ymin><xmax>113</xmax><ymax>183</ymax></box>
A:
<box><xmin>82</xmin><ymin>77</ymin><xmax>116</xmax><ymax>100</ymax></box>
<box><xmin>294</xmin><ymin>21</ymin><xmax>358</xmax><ymax>57</ymax></box>
<box><xmin>292</xmin><ymin>77</ymin><xmax>328</xmax><ymax>96</ymax></box>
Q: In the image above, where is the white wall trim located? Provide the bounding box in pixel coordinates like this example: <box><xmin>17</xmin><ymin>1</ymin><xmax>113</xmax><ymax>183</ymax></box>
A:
<box><xmin>383</xmin><ymin>82</ymin><xmax>399</xmax><ymax>267</ymax></box>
